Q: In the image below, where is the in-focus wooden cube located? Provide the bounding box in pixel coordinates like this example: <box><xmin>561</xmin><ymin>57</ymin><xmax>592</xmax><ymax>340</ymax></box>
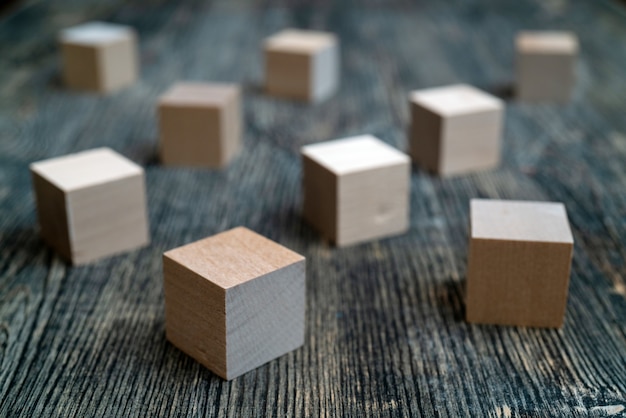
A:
<box><xmin>30</xmin><ymin>148</ymin><xmax>150</xmax><ymax>265</ymax></box>
<box><xmin>59</xmin><ymin>21</ymin><xmax>138</xmax><ymax>93</ymax></box>
<box><xmin>302</xmin><ymin>135</ymin><xmax>410</xmax><ymax>246</ymax></box>
<box><xmin>163</xmin><ymin>227</ymin><xmax>305</xmax><ymax>380</ymax></box>
<box><xmin>516</xmin><ymin>31</ymin><xmax>578</xmax><ymax>102</ymax></box>
<box><xmin>409</xmin><ymin>84</ymin><xmax>504</xmax><ymax>176</ymax></box>
<box><xmin>466</xmin><ymin>199</ymin><xmax>574</xmax><ymax>328</ymax></box>
<box><xmin>264</xmin><ymin>29</ymin><xmax>339</xmax><ymax>102</ymax></box>
<box><xmin>158</xmin><ymin>82</ymin><xmax>241</xmax><ymax>168</ymax></box>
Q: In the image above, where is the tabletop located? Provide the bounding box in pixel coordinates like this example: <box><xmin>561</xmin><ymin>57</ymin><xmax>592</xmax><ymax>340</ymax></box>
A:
<box><xmin>1</xmin><ymin>0</ymin><xmax>626</xmax><ymax>416</ymax></box>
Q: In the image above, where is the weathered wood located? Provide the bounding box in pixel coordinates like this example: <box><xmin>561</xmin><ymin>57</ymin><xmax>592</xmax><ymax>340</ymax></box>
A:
<box><xmin>1</xmin><ymin>0</ymin><xmax>626</xmax><ymax>417</ymax></box>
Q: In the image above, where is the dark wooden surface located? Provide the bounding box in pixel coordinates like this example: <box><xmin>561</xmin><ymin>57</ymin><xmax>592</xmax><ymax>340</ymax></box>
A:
<box><xmin>2</xmin><ymin>0</ymin><xmax>626</xmax><ymax>416</ymax></box>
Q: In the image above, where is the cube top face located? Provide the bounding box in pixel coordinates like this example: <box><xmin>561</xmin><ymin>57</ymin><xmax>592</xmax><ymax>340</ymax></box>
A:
<box><xmin>301</xmin><ymin>135</ymin><xmax>409</xmax><ymax>176</ymax></box>
<box><xmin>30</xmin><ymin>148</ymin><xmax>143</xmax><ymax>193</ymax></box>
<box><xmin>164</xmin><ymin>227</ymin><xmax>304</xmax><ymax>289</ymax></box>
<box><xmin>60</xmin><ymin>21</ymin><xmax>134</xmax><ymax>46</ymax></box>
<box><xmin>471</xmin><ymin>199</ymin><xmax>574</xmax><ymax>244</ymax></box>
<box><xmin>516</xmin><ymin>31</ymin><xmax>578</xmax><ymax>55</ymax></box>
<box><xmin>410</xmin><ymin>84</ymin><xmax>503</xmax><ymax>117</ymax></box>
<box><xmin>159</xmin><ymin>82</ymin><xmax>239</xmax><ymax>108</ymax></box>
<box><xmin>264</xmin><ymin>29</ymin><xmax>336</xmax><ymax>54</ymax></box>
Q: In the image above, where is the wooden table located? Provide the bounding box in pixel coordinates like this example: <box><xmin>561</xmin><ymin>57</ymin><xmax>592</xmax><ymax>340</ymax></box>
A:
<box><xmin>1</xmin><ymin>0</ymin><xmax>626</xmax><ymax>416</ymax></box>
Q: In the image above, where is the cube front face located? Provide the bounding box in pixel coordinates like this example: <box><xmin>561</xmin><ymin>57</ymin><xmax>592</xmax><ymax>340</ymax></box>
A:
<box><xmin>163</xmin><ymin>256</ymin><xmax>228</xmax><ymax>378</ymax></box>
<box><xmin>410</xmin><ymin>85</ymin><xmax>503</xmax><ymax>176</ymax></box>
<box><xmin>516</xmin><ymin>53</ymin><xmax>575</xmax><ymax>102</ymax></box>
<box><xmin>466</xmin><ymin>239</ymin><xmax>573</xmax><ymax>328</ymax></box>
<box><xmin>158</xmin><ymin>83</ymin><xmax>241</xmax><ymax>168</ymax></box>
<box><xmin>61</xmin><ymin>43</ymin><xmax>101</xmax><ymax>92</ymax></box>
<box><xmin>66</xmin><ymin>174</ymin><xmax>149</xmax><ymax>264</ymax></box>
<box><xmin>225</xmin><ymin>260</ymin><xmax>305</xmax><ymax>380</ymax></box>
<box><xmin>337</xmin><ymin>164</ymin><xmax>410</xmax><ymax>246</ymax></box>
<box><xmin>302</xmin><ymin>135</ymin><xmax>410</xmax><ymax>246</ymax></box>
<box><xmin>98</xmin><ymin>35</ymin><xmax>138</xmax><ymax>92</ymax></box>
<box><xmin>466</xmin><ymin>199</ymin><xmax>574</xmax><ymax>328</ymax></box>
<box><xmin>30</xmin><ymin>148</ymin><xmax>150</xmax><ymax>265</ymax></box>
<box><xmin>163</xmin><ymin>227</ymin><xmax>306</xmax><ymax>380</ymax></box>
<box><xmin>264</xmin><ymin>29</ymin><xmax>339</xmax><ymax>102</ymax></box>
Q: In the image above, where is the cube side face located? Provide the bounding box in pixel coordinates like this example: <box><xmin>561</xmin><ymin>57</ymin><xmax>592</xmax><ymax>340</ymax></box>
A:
<box><xmin>219</xmin><ymin>91</ymin><xmax>241</xmax><ymax>165</ymax></box>
<box><xmin>159</xmin><ymin>104</ymin><xmax>222</xmax><ymax>167</ymax></box>
<box><xmin>98</xmin><ymin>35</ymin><xmax>138</xmax><ymax>92</ymax></box>
<box><xmin>164</xmin><ymin>256</ymin><xmax>228</xmax><ymax>378</ymax></box>
<box><xmin>336</xmin><ymin>162</ymin><xmax>410</xmax><ymax>246</ymax></box>
<box><xmin>225</xmin><ymin>259</ymin><xmax>305</xmax><ymax>380</ymax></box>
<box><xmin>466</xmin><ymin>239</ymin><xmax>573</xmax><ymax>328</ymax></box>
<box><xmin>265</xmin><ymin>50</ymin><xmax>312</xmax><ymax>101</ymax></box>
<box><xmin>439</xmin><ymin>108</ymin><xmax>502</xmax><ymax>176</ymax></box>
<box><xmin>66</xmin><ymin>173</ymin><xmax>150</xmax><ymax>264</ymax></box>
<box><xmin>61</xmin><ymin>43</ymin><xmax>101</xmax><ymax>91</ymax></box>
<box><xmin>516</xmin><ymin>52</ymin><xmax>575</xmax><ymax>102</ymax></box>
<box><xmin>311</xmin><ymin>44</ymin><xmax>339</xmax><ymax>102</ymax></box>
<box><xmin>409</xmin><ymin>102</ymin><xmax>443</xmax><ymax>174</ymax></box>
<box><xmin>302</xmin><ymin>155</ymin><xmax>338</xmax><ymax>243</ymax></box>
<box><xmin>31</xmin><ymin>171</ymin><xmax>72</xmax><ymax>261</ymax></box>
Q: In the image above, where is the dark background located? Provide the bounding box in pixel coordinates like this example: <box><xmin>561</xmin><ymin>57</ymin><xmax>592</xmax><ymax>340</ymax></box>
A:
<box><xmin>1</xmin><ymin>0</ymin><xmax>626</xmax><ymax>417</ymax></box>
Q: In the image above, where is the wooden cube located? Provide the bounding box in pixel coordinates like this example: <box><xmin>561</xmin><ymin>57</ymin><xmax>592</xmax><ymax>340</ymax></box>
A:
<box><xmin>158</xmin><ymin>82</ymin><xmax>241</xmax><ymax>168</ymax></box>
<box><xmin>302</xmin><ymin>135</ymin><xmax>410</xmax><ymax>247</ymax></box>
<box><xmin>264</xmin><ymin>29</ymin><xmax>339</xmax><ymax>102</ymax></box>
<box><xmin>163</xmin><ymin>227</ymin><xmax>305</xmax><ymax>380</ymax></box>
<box><xmin>59</xmin><ymin>21</ymin><xmax>138</xmax><ymax>93</ymax></box>
<box><xmin>30</xmin><ymin>148</ymin><xmax>150</xmax><ymax>265</ymax></box>
<box><xmin>409</xmin><ymin>84</ymin><xmax>504</xmax><ymax>176</ymax></box>
<box><xmin>466</xmin><ymin>199</ymin><xmax>574</xmax><ymax>328</ymax></box>
<box><xmin>516</xmin><ymin>31</ymin><xmax>578</xmax><ymax>102</ymax></box>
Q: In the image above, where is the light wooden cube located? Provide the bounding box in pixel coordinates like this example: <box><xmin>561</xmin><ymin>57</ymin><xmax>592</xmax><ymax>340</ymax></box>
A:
<box><xmin>264</xmin><ymin>29</ymin><xmax>339</xmax><ymax>102</ymax></box>
<box><xmin>158</xmin><ymin>82</ymin><xmax>241</xmax><ymax>168</ymax></box>
<box><xmin>164</xmin><ymin>227</ymin><xmax>305</xmax><ymax>380</ymax></box>
<box><xmin>302</xmin><ymin>135</ymin><xmax>410</xmax><ymax>246</ymax></box>
<box><xmin>59</xmin><ymin>21</ymin><xmax>138</xmax><ymax>93</ymax></box>
<box><xmin>466</xmin><ymin>199</ymin><xmax>574</xmax><ymax>328</ymax></box>
<box><xmin>409</xmin><ymin>84</ymin><xmax>504</xmax><ymax>176</ymax></box>
<box><xmin>30</xmin><ymin>148</ymin><xmax>150</xmax><ymax>265</ymax></box>
<box><xmin>516</xmin><ymin>31</ymin><xmax>578</xmax><ymax>102</ymax></box>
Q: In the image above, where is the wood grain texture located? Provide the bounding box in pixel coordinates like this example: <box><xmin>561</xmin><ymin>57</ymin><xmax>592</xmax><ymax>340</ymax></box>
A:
<box><xmin>163</xmin><ymin>227</ymin><xmax>305</xmax><ymax>380</ymax></box>
<box><xmin>466</xmin><ymin>199</ymin><xmax>574</xmax><ymax>328</ymax></box>
<box><xmin>2</xmin><ymin>0</ymin><xmax>626</xmax><ymax>416</ymax></box>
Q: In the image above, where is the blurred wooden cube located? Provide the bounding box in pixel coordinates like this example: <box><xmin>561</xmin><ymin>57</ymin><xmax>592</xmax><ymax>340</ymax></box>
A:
<box><xmin>163</xmin><ymin>227</ymin><xmax>306</xmax><ymax>380</ymax></box>
<box><xmin>59</xmin><ymin>21</ymin><xmax>138</xmax><ymax>93</ymax></box>
<box><xmin>409</xmin><ymin>84</ymin><xmax>504</xmax><ymax>176</ymax></box>
<box><xmin>466</xmin><ymin>199</ymin><xmax>574</xmax><ymax>328</ymax></box>
<box><xmin>158</xmin><ymin>82</ymin><xmax>241</xmax><ymax>168</ymax></box>
<box><xmin>302</xmin><ymin>135</ymin><xmax>410</xmax><ymax>246</ymax></box>
<box><xmin>516</xmin><ymin>31</ymin><xmax>578</xmax><ymax>102</ymax></box>
<box><xmin>30</xmin><ymin>148</ymin><xmax>150</xmax><ymax>265</ymax></box>
<box><xmin>264</xmin><ymin>29</ymin><xmax>339</xmax><ymax>102</ymax></box>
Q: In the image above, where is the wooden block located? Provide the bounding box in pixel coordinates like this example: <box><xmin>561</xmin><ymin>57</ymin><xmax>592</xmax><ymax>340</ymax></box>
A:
<box><xmin>59</xmin><ymin>21</ymin><xmax>138</xmax><ymax>93</ymax></box>
<box><xmin>264</xmin><ymin>29</ymin><xmax>339</xmax><ymax>102</ymax></box>
<box><xmin>158</xmin><ymin>82</ymin><xmax>241</xmax><ymax>168</ymax></box>
<box><xmin>302</xmin><ymin>135</ymin><xmax>410</xmax><ymax>246</ymax></box>
<box><xmin>466</xmin><ymin>199</ymin><xmax>574</xmax><ymax>328</ymax></box>
<box><xmin>30</xmin><ymin>148</ymin><xmax>150</xmax><ymax>265</ymax></box>
<box><xmin>516</xmin><ymin>31</ymin><xmax>578</xmax><ymax>102</ymax></box>
<box><xmin>163</xmin><ymin>227</ymin><xmax>305</xmax><ymax>380</ymax></box>
<box><xmin>409</xmin><ymin>84</ymin><xmax>504</xmax><ymax>177</ymax></box>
